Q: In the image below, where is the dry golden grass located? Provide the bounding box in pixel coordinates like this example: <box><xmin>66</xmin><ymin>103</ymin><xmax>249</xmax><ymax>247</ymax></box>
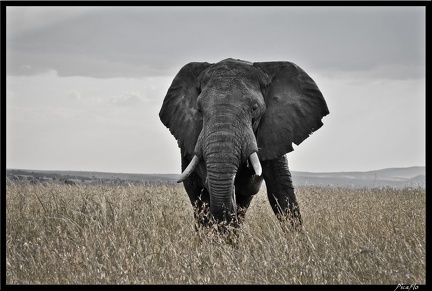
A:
<box><xmin>6</xmin><ymin>183</ymin><xmax>425</xmax><ymax>284</ymax></box>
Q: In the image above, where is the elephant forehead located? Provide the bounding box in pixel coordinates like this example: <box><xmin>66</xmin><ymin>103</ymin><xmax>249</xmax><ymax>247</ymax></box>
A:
<box><xmin>202</xmin><ymin>67</ymin><xmax>261</xmax><ymax>93</ymax></box>
<box><xmin>198</xmin><ymin>61</ymin><xmax>264</xmax><ymax>103</ymax></box>
<box><xmin>202</xmin><ymin>77</ymin><xmax>261</xmax><ymax>99</ymax></box>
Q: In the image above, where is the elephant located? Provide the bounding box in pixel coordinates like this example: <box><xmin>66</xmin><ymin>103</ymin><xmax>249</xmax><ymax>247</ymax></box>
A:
<box><xmin>159</xmin><ymin>58</ymin><xmax>329</xmax><ymax>233</ymax></box>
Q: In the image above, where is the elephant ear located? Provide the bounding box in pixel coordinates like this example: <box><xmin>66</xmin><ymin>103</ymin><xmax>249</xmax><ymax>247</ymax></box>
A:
<box><xmin>159</xmin><ymin>62</ymin><xmax>212</xmax><ymax>156</ymax></box>
<box><xmin>253</xmin><ymin>62</ymin><xmax>329</xmax><ymax>161</ymax></box>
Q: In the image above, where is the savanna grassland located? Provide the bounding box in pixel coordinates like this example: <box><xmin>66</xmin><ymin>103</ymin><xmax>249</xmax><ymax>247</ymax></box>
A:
<box><xmin>6</xmin><ymin>182</ymin><xmax>425</xmax><ymax>285</ymax></box>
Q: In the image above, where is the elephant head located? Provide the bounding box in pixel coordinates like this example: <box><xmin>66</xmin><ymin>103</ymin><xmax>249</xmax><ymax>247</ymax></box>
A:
<box><xmin>159</xmin><ymin>58</ymin><xmax>328</xmax><ymax>228</ymax></box>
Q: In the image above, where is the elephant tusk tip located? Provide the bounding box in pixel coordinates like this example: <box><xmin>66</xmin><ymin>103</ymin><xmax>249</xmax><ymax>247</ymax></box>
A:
<box><xmin>177</xmin><ymin>155</ymin><xmax>200</xmax><ymax>183</ymax></box>
<box><xmin>249</xmin><ymin>152</ymin><xmax>262</xmax><ymax>176</ymax></box>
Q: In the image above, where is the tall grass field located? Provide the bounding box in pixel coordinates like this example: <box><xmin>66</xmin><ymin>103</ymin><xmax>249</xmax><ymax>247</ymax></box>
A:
<box><xmin>6</xmin><ymin>182</ymin><xmax>425</xmax><ymax>284</ymax></box>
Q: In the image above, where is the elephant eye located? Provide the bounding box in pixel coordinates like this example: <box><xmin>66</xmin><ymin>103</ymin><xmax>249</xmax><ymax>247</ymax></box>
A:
<box><xmin>252</xmin><ymin>104</ymin><xmax>259</xmax><ymax>114</ymax></box>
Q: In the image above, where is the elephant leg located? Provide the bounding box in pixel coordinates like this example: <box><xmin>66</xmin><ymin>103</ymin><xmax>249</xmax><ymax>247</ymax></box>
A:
<box><xmin>181</xmin><ymin>154</ymin><xmax>211</xmax><ymax>230</ymax></box>
<box><xmin>262</xmin><ymin>155</ymin><xmax>302</xmax><ymax>230</ymax></box>
<box><xmin>235</xmin><ymin>195</ymin><xmax>253</xmax><ymax>224</ymax></box>
<box><xmin>234</xmin><ymin>164</ymin><xmax>264</xmax><ymax>223</ymax></box>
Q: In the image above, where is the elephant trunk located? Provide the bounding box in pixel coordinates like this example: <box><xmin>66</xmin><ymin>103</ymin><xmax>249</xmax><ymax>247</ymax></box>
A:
<box><xmin>205</xmin><ymin>147</ymin><xmax>239</xmax><ymax>223</ymax></box>
<box><xmin>202</xmin><ymin>114</ymin><xmax>259</xmax><ymax>223</ymax></box>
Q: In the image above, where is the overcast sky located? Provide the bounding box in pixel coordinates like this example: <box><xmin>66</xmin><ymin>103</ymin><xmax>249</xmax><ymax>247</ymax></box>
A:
<box><xmin>6</xmin><ymin>5</ymin><xmax>425</xmax><ymax>174</ymax></box>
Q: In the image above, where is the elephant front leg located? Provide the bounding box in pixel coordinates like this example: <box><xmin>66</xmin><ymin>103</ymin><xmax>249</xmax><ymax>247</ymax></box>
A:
<box><xmin>183</xmin><ymin>174</ymin><xmax>212</xmax><ymax>230</ymax></box>
<box><xmin>235</xmin><ymin>195</ymin><xmax>253</xmax><ymax>224</ymax></box>
<box><xmin>262</xmin><ymin>155</ymin><xmax>302</xmax><ymax>230</ymax></box>
<box><xmin>235</xmin><ymin>165</ymin><xmax>264</xmax><ymax>224</ymax></box>
<box><xmin>181</xmin><ymin>154</ymin><xmax>211</xmax><ymax>230</ymax></box>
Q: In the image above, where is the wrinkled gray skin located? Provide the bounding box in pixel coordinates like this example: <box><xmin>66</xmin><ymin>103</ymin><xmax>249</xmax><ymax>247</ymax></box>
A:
<box><xmin>159</xmin><ymin>58</ymin><xmax>329</xmax><ymax>232</ymax></box>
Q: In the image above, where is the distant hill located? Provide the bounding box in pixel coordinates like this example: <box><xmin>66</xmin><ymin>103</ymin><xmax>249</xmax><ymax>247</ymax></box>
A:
<box><xmin>5</xmin><ymin>169</ymin><xmax>179</xmax><ymax>186</ymax></box>
<box><xmin>6</xmin><ymin>166</ymin><xmax>425</xmax><ymax>189</ymax></box>
<box><xmin>292</xmin><ymin>166</ymin><xmax>425</xmax><ymax>188</ymax></box>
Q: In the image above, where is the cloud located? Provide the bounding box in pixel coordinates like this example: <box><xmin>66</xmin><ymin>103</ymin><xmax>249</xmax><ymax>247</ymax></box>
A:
<box><xmin>6</xmin><ymin>6</ymin><xmax>425</xmax><ymax>80</ymax></box>
<box><xmin>64</xmin><ymin>86</ymin><xmax>156</xmax><ymax>107</ymax></box>
<box><xmin>66</xmin><ymin>90</ymin><xmax>81</xmax><ymax>101</ymax></box>
<box><xmin>314</xmin><ymin>63</ymin><xmax>425</xmax><ymax>84</ymax></box>
<box><xmin>111</xmin><ymin>91</ymin><xmax>146</xmax><ymax>107</ymax></box>
<box><xmin>6</xmin><ymin>7</ymin><xmax>94</xmax><ymax>36</ymax></box>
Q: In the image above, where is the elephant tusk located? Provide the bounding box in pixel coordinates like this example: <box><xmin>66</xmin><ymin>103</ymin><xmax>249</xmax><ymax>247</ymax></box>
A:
<box><xmin>249</xmin><ymin>152</ymin><xmax>262</xmax><ymax>176</ymax></box>
<box><xmin>177</xmin><ymin>155</ymin><xmax>200</xmax><ymax>183</ymax></box>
